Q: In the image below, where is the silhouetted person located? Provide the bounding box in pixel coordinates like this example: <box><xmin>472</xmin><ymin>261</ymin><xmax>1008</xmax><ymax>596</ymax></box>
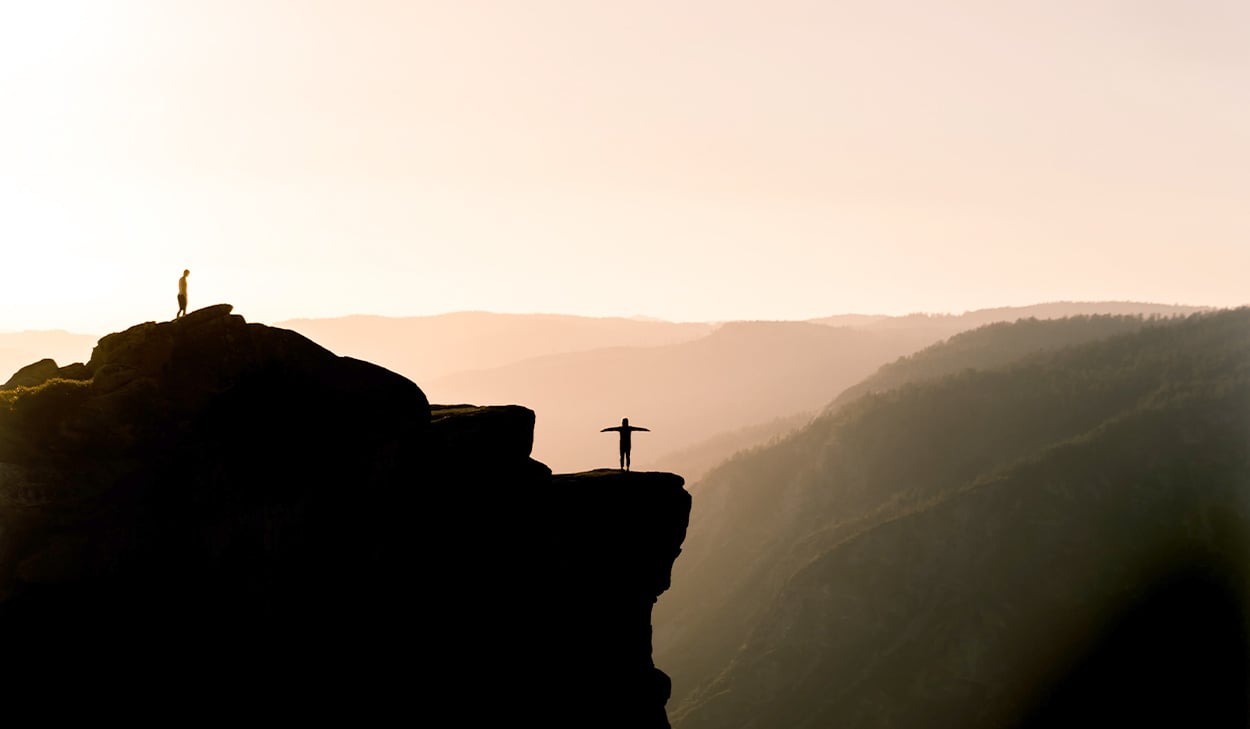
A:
<box><xmin>176</xmin><ymin>269</ymin><xmax>189</xmax><ymax>318</ymax></box>
<box><xmin>600</xmin><ymin>417</ymin><xmax>650</xmax><ymax>471</ymax></box>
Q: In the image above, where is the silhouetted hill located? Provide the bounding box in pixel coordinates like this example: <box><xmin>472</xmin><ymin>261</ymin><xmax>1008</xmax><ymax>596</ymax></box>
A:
<box><xmin>277</xmin><ymin>311</ymin><xmax>714</xmax><ymax>383</ymax></box>
<box><xmin>656</xmin><ymin>308</ymin><xmax>1250</xmax><ymax>728</ymax></box>
<box><xmin>823</xmin><ymin>313</ymin><xmax>1173</xmax><ymax>416</ymax></box>
<box><xmin>0</xmin><ymin>305</ymin><xmax>690</xmax><ymax>726</ymax></box>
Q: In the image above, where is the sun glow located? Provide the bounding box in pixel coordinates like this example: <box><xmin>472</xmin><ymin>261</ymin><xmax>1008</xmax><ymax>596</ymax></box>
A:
<box><xmin>0</xmin><ymin>2</ymin><xmax>1246</xmax><ymax>335</ymax></box>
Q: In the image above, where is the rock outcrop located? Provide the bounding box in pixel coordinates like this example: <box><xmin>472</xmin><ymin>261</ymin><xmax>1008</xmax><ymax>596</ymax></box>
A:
<box><xmin>0</xmin><ymin>305</ymin><xmax>690</xmax><ymax>726</ymax></box>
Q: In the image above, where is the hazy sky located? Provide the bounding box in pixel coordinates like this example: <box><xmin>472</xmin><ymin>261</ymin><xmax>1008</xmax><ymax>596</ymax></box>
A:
<box><xmin>3</xmin><ymin>1</ymin><xmax>1247</xmax><ymax>334</ymax></box>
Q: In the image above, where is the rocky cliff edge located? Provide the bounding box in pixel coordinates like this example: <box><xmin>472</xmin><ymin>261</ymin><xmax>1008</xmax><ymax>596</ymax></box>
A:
<box><xmin>0</xmin><ymin>305</ymin><xmax>690</xmax><ymax>726</ymax></box>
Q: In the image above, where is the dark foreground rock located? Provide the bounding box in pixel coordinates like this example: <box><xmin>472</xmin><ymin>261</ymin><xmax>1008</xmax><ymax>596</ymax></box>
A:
<box><xmin>0</xmin><ymin>306</ymin><xmax>690</xmax><ymax>726</ymax></box>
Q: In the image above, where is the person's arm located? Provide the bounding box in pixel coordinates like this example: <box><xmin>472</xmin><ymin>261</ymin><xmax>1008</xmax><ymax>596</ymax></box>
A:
<box><xmin>634</xmin><ymin>427</ymin><xmax>650</xmax><ymax>432</ymax></box>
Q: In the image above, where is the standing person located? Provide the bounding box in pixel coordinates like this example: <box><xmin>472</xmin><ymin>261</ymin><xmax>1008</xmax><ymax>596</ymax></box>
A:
<box><xmin>600</xmin><ymin>417</ymin><xmax>651</xmax><ymax>471</ymax></box>
<box><xmin>176</xmin><ymin>269</ymin><xmax>189</xmax><ymax>318</ymax></box>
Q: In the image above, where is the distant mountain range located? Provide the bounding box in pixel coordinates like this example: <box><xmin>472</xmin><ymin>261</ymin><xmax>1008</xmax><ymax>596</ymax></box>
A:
<box><xmin>277</xmin><ymin>311</ymin><xmax>715</xmax><ymax>384</ymax></box>
<box><xmin>0</xmin><ymin>302</ymin><xmax>1210</xmax><ymax>478</ymax></box>
<box><xmin>654</xmin><ymin>307</ymin><xmax>1250</xmax><ymax>728</ymax></box>
<box><xmin>280</xmin><ymin>302</ymin><xmax>1204</xmax><ymax>474</ymax></box>
<box><xmin>807</xmin><ymin>301</ymin><xmax>1210</xmax><ymax>333</ymax></box>
<box><xmin>426</xmin><ymin>320</ymin><xmax>909</xmax><ymax>473</ymax></box>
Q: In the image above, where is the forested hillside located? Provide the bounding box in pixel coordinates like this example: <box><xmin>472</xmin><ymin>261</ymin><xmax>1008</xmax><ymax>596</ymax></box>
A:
<box><xmin>823</xmin><ymin>314</ymin><xmax>1173</xmax><ymax>415</ymax></box>
<box><xmin>655</xmin><ymin>309</ymin><xmax>1250</xmax><ymax>728</ymax></box>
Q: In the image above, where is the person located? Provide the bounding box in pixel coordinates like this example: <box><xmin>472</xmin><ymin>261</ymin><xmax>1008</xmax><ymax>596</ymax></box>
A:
<box><xmin>600</xmin><ymin>417</ymin><xmax>651</xmax><ymax>471</ymax></box>
<box><xmin>176</xmin><ymin>269</ymin><xmax>189</xmax><ymax>318</ymax></box>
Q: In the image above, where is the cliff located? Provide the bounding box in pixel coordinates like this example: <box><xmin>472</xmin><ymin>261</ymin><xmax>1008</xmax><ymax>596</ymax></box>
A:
<box><xmin>0</xmin><ymin>305</ymin><xmax>690</xmax><ymax>726</ymax></box>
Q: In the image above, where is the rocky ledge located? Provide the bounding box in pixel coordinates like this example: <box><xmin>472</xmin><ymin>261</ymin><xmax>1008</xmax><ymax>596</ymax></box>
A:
<box><xmin>0</xmin><ymin>305</ymin><xmax>690</xmax><ymax>727</ymax></box>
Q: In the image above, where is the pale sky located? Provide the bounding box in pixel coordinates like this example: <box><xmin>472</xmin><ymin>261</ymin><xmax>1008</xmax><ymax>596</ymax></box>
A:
<box><xmin>2</xmin><ymin>1</ymin><xmax>1247</xmax><ymax>334</ymax></box>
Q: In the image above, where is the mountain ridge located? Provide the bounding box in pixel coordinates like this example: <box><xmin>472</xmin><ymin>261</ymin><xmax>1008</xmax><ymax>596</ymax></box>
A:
<box><xmin>656</xmin><ymin>307</ymin><xmax>1250</xmax><ymax>728</ymax></box>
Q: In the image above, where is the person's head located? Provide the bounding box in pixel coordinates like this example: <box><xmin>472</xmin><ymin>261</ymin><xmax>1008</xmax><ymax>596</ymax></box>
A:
<box><xmin>183</xmin><ymin>269</ymin><xmax>190</xmax><ymax>276</ymax></box>
<box><xmin>622</xmin><ymin>417</ymin><xmax>629</xmax><ymax>426</ymax></box>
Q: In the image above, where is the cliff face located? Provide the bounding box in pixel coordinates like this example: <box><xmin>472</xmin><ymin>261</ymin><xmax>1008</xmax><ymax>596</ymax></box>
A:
<box><xmin>0</xmin><ymin>305</ymin><xmax>690</xmax><ymax>726</ymax></box>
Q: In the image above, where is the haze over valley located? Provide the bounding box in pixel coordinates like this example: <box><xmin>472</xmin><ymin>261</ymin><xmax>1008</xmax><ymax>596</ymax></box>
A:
<box><xmin>3</xmin><ymin>302</ymin><xmax>1211</xmax><ymax>479</ymax></box>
